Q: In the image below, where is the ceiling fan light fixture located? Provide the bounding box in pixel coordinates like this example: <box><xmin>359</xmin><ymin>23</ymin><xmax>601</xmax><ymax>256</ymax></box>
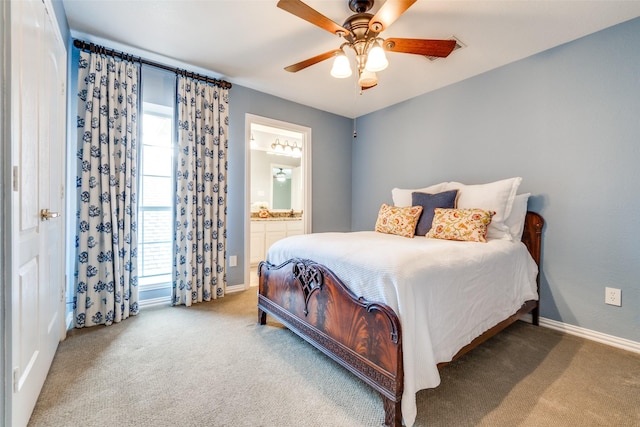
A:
<box><xmin>275</xmin><ymin>168</ymin><xmax>287</xmax><ymax>182</ymax></box>
<box><xmin>278</xmin><ymin>0</ymin><xmax>457</xmax><ymax>90</ymax></box>
<box><xmin>330</xmin><ymin>51</ymin><xmax>352</xmax><ymax>78</ymax></box>
<box><xmin>365</xmin><ymin>41</ymin><xmax>388</xmax><ymax>72</ymax></box>
<box><xmin>358</xmin><ymin>69</ymin><xmax>378</xmax><ymax>89</ymax></box>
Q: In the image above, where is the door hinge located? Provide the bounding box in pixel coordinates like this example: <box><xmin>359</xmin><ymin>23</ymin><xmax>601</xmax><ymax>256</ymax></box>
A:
<box><xmin>12</xmin><ymin>166</ymin><xmax>19</xmax><ymax>192</ymax></box>
<box><xmin>13</xmin><ymin>367</ymin><xmax>20</xmax><ymax>392</ymax></box>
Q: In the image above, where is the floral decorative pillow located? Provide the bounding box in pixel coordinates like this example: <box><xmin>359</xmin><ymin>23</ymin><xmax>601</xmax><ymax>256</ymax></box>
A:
<box><xmin>426</xmin><ymin>208</ymin><xmax>494</xmax><ymax>243</ymax></box>
<box><xmin>375</xmin><ymin>204</ymin><xmax>423</xmax><ymax>238</ymax></box>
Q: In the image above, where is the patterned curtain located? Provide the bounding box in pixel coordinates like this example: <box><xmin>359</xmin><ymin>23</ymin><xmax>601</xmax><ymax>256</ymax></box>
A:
<box><xmin>74</xmin><ymin>50</ymin><xmax>140</xmax><ymax>327</ymax></box>
<box><xmin>173</xmin><ymin>76</ymin><xmax>229</xmax><ymax>306</ymax></box>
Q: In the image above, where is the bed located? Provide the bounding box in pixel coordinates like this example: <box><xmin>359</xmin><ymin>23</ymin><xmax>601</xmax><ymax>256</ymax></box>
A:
<box><xmin>257</xmin><ymin>179</ymin><xmax>543</xmax><ymax>427</ymax></box>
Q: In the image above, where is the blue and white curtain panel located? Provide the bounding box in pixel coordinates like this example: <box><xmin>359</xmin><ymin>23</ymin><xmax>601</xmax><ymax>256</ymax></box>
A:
<box><xmin>173</xmin><ymin>76</ymin><xmax>229</xmax><ymax>306</ymax></box>
<box><xmin>74</xmin><ymin>51</ymin><xmax>140</xmax><ymax>327</ymax></box>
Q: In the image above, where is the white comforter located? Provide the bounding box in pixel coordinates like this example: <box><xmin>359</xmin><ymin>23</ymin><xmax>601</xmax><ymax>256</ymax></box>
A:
<box><xmin>267</xmin><ymin>231</ymin><xmax>538</xmax><ymax>427</ymax></box>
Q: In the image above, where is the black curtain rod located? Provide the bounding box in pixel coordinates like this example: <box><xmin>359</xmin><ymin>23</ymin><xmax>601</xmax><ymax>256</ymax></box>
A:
<box><xmin>73</xmin><ymin>39</ymin><xmax>232</xmax><ymax>89</ymax></box>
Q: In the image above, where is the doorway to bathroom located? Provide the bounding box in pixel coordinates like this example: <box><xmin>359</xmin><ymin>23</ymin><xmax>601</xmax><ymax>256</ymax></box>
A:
<box><xmin>244</xmin><ymin>114</ymin><xmax>312</xmax><ymax>288</ymax></box>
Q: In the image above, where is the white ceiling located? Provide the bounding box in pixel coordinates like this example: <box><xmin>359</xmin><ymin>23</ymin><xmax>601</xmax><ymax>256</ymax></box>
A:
<box><xmin>61</xmin><ymin>0</ymin><xmax>640</xmax><ymax>118</ymax></box>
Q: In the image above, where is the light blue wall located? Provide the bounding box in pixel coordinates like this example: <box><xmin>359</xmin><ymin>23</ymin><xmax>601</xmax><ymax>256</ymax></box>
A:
<box><xmin>352</xmin><ymin>18</ymin><xmax>640</xmax><ymax>343</ymax></box>
<box><xmin>227</xmin><ymin>85</ymin><xmax>353</xmax><ymax>286</ymax></box>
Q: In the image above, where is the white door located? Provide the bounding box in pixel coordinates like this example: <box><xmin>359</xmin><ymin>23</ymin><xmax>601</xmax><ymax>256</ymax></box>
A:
<box><xmin>10</xmin><ymin>0</ymin><xmax>67</xmax><ymax>425</ymax></box>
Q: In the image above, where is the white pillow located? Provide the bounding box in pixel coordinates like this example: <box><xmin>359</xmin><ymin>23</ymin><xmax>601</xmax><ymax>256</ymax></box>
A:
<box><xmin>505</xmin><ymin>193</ymin><xmax>530</xmax><ymax>240</ymax></box>
<box><xmin>445</xmin><ymin>177</ymin><xmax>522</xmax><ymax>240</ymax></box>
<box><xmin>391</xmin><ymin>182</ymin><xmax>449</xmax><ymax>207</ymax></box>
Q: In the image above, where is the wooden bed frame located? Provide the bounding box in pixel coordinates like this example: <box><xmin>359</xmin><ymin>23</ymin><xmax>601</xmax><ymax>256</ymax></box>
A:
<box><xmin>258</xmin><ymin>211</ymin><xmax>544</xmax><ymax>427</ymax></box>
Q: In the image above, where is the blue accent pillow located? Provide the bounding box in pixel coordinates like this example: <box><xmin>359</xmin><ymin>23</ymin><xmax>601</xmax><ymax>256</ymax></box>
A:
<box><xmin>412</xmin><ymin>190</ymin><xmax>459</xmax><ymax>236</ymax></box>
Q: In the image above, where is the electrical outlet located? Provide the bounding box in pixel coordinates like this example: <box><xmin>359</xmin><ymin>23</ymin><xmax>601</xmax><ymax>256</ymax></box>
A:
<box><xmin>605</xmin><ymin>287</ymin><xmax>621</xmax><ymax>306</ymax></box>
<box><xmin>229</xmin><ymin>255</ymin><xmax>237</xmax><ymax>267</ymax></box>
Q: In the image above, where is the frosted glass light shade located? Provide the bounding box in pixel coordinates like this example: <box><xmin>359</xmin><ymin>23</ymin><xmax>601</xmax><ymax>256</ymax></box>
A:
<box><xmin>358</xmin><ymin>69</ymin><xmax>378</xmax><ymax>89</ymax></box>
<box><xmin>271</xmin><ymin>139</ymin><xmax>284</xmax><ymax>153</ymax></box>
<box><xmin>330</xmin><ymin>53</ymin><xmax>352</xmax><ymax>78</ymax></box>
<box><xmin>365</xmin><ymin>42</ymin><xmax>388</xmax><ymax>72</ymax></box>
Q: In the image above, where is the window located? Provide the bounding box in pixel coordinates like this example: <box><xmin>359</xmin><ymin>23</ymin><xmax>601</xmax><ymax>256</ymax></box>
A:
<box><xmin>138</xmin><ymin>102</ymin><xmax>174</xmax><ymax>291</ymax></box>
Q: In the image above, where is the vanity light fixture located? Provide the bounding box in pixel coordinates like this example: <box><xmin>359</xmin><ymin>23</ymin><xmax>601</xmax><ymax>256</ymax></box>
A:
<box><xmin>270</xmin><ymin>138</ymin><xmax>302</xmax><ymax>158</ymax></box>
<box><xmin>292</xmin><ymin>142</ymin><xmax>302</xmax><ymax>158</ymax></box>
<box><xmin>271</xmin><ymin>138</ymin><xmax>284</xmax><ymax>154</ymax></box>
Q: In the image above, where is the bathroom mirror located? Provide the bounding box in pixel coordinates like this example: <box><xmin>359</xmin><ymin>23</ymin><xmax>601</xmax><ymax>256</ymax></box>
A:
<box><xmin>250</xmin><ymin>128</ymin><xmax>303</xmax><ymax>213</ymax></box>
<box><xmin>271</xmin><ymin>166</ymin><xmax>292</xmax><ymax>210</ymax></box>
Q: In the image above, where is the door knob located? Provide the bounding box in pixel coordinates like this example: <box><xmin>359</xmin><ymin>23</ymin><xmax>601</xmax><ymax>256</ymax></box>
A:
<box><xmin>40</xmin><ymin>209</ymin><xmax>61</xmax><ymax>221</ymax></box>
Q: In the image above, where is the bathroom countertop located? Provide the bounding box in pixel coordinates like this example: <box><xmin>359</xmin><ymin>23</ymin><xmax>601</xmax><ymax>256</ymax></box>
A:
<box><xmin>250</xmin><ymin>217</ymin><xmax>302</xmax><ymax>221</ymax></box>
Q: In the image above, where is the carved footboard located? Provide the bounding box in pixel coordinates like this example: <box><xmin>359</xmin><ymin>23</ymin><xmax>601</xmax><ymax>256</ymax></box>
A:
<box><xmin>258</xmin><ymin>259</ymin><xmax>403</xmax><ymax>427</ymax></box>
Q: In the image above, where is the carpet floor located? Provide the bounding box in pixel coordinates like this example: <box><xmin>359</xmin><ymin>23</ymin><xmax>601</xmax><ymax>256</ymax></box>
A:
<box><xmin>28</xmin><ymin>289</ymin><xmax>640</xmax><ymax>426</ymax></box>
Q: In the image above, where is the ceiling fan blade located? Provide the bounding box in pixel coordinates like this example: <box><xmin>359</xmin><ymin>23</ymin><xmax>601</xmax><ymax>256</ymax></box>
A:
<box><xmin>284</xmin><ymin>49</ymin><xmax>341</xmax><ymax>73</ymax></box>
<box><xmin>368</xmin><ymin>0</ymin><xmax>417</xmax><ymax>32</ymax></box>
<box><xmin>277</xmin><ymin>0</ymin><xmax>351</xmax><ymax>37</ymax></box>
<box><xmin>383</xmin><ymin>38</ymin><xmax>457</xmax><ymax>57</ymax></box>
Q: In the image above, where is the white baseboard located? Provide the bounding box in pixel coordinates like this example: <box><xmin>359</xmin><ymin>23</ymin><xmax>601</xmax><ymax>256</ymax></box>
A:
<box><xmin>538</xmin><ymin>316</ymin><xmax>640</xmax><ymax>354</ymax></box>
<box><xmin>66</xmin><ymin>311</ymin><xmax>73</xmax><ymax>330</ymax></box>
<box><xmin>139</xmin><ymin>296</ymin><xmax>171</xmax><ymax>308</ymax></box>
<box><xmin>226</xmin><ymin>284</ymin><xmax>248</xmax><ymax>294</ymax></box>
<box><xmin>139</xmin><ymin>285</ymin><xmax>248</xmax><ymax>308</ymax></box>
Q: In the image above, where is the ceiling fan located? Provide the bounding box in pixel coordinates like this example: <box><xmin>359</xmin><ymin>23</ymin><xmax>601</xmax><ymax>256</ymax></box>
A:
<box><xmin>277</xmin><ymin>0</ymin><xmax>457</xmax><ymax>91</ymax></box>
